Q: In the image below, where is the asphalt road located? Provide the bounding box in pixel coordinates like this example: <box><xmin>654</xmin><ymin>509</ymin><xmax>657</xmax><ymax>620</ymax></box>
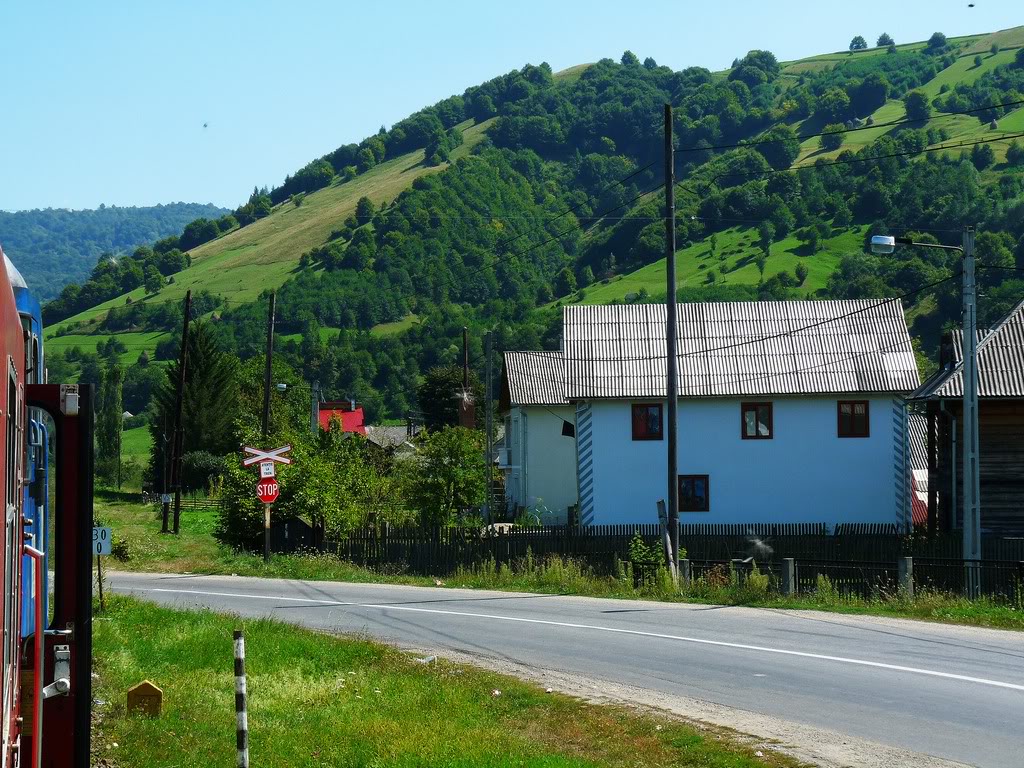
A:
<box><xmin>110</xmin><ymin>572</ymin><xmax>1023</xmax><ymax>767</ymax></box>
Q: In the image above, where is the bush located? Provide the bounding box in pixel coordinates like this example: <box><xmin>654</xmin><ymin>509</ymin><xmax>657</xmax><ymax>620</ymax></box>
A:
<box><xmin>820</xmin><ymin>124</ymin><xmax>845</xmax><ymax>151</ymax></box>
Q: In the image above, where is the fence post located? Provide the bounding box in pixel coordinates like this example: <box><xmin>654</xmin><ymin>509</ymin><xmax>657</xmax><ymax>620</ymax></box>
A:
<box><xmin>782</xmin><ymin>558</ymin><xmax>796</xmax><ymax>596</ymax></box>
<box><xmin>680</xmin><ymin>558</ymin><xmax>691</xmax><ymax>588</ymax></box>
<box><xmin>234</xmin><ymin>630</ymin><xmax>249</xmax><ymax>768</ymax></box>
<box><xmin>898</xmin><ymin>556</ymin><xmax>914</xmax><ymax>599</ymax></box>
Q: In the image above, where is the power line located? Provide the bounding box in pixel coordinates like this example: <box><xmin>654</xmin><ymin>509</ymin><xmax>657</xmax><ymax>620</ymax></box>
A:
<box><xmin>512</xmin><ymin>271</ymin><xmax>958</xmax><ymax>367</ymax></box>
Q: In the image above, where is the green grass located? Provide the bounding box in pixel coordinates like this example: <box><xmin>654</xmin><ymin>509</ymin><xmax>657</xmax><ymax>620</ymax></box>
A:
<box><xmin>920</xmin><ymin>48</ymin><xmax>1018</xmax><ymax>98</ymax></box>
<box><xmin>278</xmin><ymin>326</ymin><xmax>341</xmax><ymax>345</ymax></box>
<box><xmin>47</xmin><ymin>119</ymin><xmax>494</xmax><ymax>338</ymax></box>
<box><xmin>566</xmin><ymin>226</ymin><xmax>861</xmax><ymax>305</ymax></box>
<box><xmin>370</xmin><ymin>313</ymin><xmax>422</xmax><ymax>336</ymax></box>
<box><xmin>93</xmin><ymin>596</ymin><xmax>801</xmax><ymax>768</ymax></box>
<box><xmin>99</xmin><ymin>499</ymin><xmax>1024</xmax><ymax>631</ymax></box>
<box><xmin>46</xmin><ymin>330</ymin><xmax>171</xmax><ymax>366</ymax></box>
<box><xmin>120</xmin><ymin>427</ymin><xmax>152</xmax><ymax>463</ymax></box>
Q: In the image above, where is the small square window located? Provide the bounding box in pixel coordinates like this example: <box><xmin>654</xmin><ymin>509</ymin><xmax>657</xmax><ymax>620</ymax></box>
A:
<box><xmin>741</xmin><ymin>402</ymin><xmax>773</xmax><ymax>439</ymax></box>
<box><xmin>631</xmin><ymin>404</ymin><xmax>663</xmax><ymax>440</ymax></box>
<box><xmin>679</xmin><ymin>475</ymin><xmax>710</xmax><ymax>512</ymax></box>
<box><xmin>838</xmin><ymin>400</ymin><xmax>869</xmax><ymax>438</ymax></box>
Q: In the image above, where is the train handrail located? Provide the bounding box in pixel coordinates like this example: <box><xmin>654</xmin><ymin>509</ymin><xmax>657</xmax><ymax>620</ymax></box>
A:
<box><xmin>24</xmin><ymin>544</ymin><xmax>44</xmax><ymax>768</ymax></box>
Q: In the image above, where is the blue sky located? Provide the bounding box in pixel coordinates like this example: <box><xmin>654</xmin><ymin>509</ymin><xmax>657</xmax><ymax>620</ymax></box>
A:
<box><xmin>0</xmin><ymin>0</ymin><xmax>1017</xmax><ymax>211</ymax></box>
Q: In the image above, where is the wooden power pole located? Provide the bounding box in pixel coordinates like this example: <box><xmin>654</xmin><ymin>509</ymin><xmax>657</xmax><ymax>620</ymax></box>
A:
<box><xmin>459</xmin><ymin>326</ymin><xmax>475</xmax><ymax>428</ymax></box>
<box><xmin>168</xmin><ymin>290</ymin><xmax>192</xmax><ymax>535</ymax></box>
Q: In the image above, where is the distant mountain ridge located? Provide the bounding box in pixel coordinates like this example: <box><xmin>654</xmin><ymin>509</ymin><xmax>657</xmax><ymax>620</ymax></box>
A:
<box><xmin>0</xmin><ymin>202</ymin><xmax>228</xmax><ymax>301</ymax></box>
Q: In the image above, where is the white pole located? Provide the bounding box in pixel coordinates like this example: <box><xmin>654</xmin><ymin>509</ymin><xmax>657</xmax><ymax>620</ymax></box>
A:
<box><xmin>234</xmin><ymin>630</ymin><xmax>249</xmax><ymax>768</ymax></box>
<box><xmin>962</xmin><ymin>227</ymin><xmax>981</xmax><ymax>597</ymax></box>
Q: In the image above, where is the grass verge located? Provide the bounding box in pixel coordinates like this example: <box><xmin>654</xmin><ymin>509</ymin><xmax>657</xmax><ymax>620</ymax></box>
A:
<box><xmin>93</xmin><ymin>595</ymin><xmax>803</xmax><ymax>768</ymax></box>
<box><xmin>98</xmin><ymin>498</ymin><xmax>1024</xmax><ymax>631</ymax></box>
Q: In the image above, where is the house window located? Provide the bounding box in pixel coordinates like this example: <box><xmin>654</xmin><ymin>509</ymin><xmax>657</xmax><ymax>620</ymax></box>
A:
<box><xmin>741</xmin><ymin>402</ymin><xmax>773</xmax><ymax>439</ymax></box>
<box><xmin>838</xmin><ymin>400</ymin><xmax>869</xmax><ymax>438</ymax></box>
<box><xmin>679</xmin><ymin>475</ymin><xmax>710</xmax><ymax>512</ymax></box>
<box><xmin>631</xmin><ymin>404</ymin><xmax>663</xmax><ymax>441</ymax></box>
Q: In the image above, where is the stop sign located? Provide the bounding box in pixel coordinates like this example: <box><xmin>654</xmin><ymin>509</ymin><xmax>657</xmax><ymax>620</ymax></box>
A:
<box><xmin>256</xmin><ymin>479</ymin><xmax>279</xmax><ymax>504</ymax></box>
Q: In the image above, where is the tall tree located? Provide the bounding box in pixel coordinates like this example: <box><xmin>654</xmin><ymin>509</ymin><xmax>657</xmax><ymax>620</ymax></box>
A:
<box><xmin>96</xmin><ymin>360</ymin><xmax>124</xmax><ymax>485</ymax></box>
<box><xmin>417</xmin><ymin>365</ymin><xmax>484</xmax><ymax>432</ymax></box>
<box><xmin>876</xmin><ymin>32</ymin><xmax>894</xmax><ymax>47</ymax></box>
<box><xmin>147</xmin><ymin>321</ymin><xmax>239</xmax><ymax>489</ymax></box>
<box><xmin>849</xmin><ymin>36</ymin><xmax>868</xmax><ymax>51</ymax></box>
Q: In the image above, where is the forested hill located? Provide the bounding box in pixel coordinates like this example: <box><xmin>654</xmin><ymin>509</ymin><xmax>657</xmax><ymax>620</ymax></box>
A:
<box><xmin>44</xmin><ymin>26</ymin><xmax>1024</xmax><ymax>421</ymax></box>
<box><xmin>1</xmin><ymin>202</ymin><xmax>227</xmax><ymax>301</ymax></box>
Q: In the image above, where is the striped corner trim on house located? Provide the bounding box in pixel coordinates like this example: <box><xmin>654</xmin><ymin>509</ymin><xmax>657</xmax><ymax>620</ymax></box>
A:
<box><xmin>576</xmin><ymin>403</ymin><xmax>594</xmax><ymax>527</ymax></box>
<box><xmin>892</xmin><ymin>399</ymin><xmax>910</xmax><ymax>532</ymax></box>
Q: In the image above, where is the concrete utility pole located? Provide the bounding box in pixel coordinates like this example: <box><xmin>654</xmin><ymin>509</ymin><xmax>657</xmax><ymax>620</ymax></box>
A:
<box><xmin>484</xmin><ymin>331</ymin><xmax>494</xmax><ymax>521</ymax></box>
<box><xmin>663</xmin><ymin>104</ymin><xmax>680</xmax><ymax>578</ymax></box>
<box><xmin>168</xmin><ymin>289</ymin><xmax>191</xmax><ymax>535</ymax></box>
<box><xmin>311</xmin><ymin>381</ymin><xmax>321</xmax><ymax>434</ymax></box>
<box><xmin>961</xmin><ymin>227</ymin><xmax>981</xmax><ymax>595</ymax></box>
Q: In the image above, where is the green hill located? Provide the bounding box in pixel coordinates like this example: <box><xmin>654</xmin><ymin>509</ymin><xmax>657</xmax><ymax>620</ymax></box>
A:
<box><xmin>0</xmin><ymin>202</ymin><xmax>227</xmax><ymax>301</ymax></box>
<box><xmin>44</xmin><ymin>25</ymin><xmax>1024</xmax><ymax>420</ymax></box>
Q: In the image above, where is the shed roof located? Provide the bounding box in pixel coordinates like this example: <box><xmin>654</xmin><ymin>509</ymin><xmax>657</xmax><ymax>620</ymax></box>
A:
<box><xmin>562</xmin><ymin>301</ymin><xmax>919</xmax><ymax>399</ymax></box>
<box><xmin>503</xmin><ymin>351</ymin><xmax>568</xmax><ymax>406</ymax></box>
<box><xmin>912</xmin><ymin>299</ymin><xmax>1024</xmax><ymax>400</ymax></box>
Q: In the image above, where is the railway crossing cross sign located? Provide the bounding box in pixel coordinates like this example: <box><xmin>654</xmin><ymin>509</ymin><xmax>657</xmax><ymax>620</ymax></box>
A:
<box><xmin>242</xmin><ymin>444</ymin><xmax>292</xmax><ymax>467</ymax></box>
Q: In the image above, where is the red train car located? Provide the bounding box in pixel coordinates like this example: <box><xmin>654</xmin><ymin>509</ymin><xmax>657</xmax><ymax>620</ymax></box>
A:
<box><xmin>0</xmin><ymin>247</ymin><xmax>93</xmax><ymax>768</ymax></box>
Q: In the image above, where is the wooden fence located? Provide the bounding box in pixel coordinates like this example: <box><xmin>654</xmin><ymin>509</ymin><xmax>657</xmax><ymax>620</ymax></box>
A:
<box><xmin>273</xmin><ymin>522</ymin><xmax>1024</xmax><ymax>577</ymax></box>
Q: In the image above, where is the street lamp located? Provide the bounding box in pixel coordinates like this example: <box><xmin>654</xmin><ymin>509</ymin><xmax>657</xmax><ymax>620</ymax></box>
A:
<box><xmin>871</xmin><ymin>229</ymin><xmax>980</xmax><ymax>595</ymax></box>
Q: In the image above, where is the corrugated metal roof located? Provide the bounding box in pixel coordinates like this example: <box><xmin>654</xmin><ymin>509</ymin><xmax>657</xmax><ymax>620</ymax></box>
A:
<box><xmin>503</xmin><ymin>351</ymin><xmax>568</xmax><ymax>406</ymax></box>
<box><xmin>907</xmin><ymin>413</ymin><xmax>928</xmax><ymax>472</ymax></box>
<box><xmin>912</xmin><ymin>299</ymin><xmax>1024</xmax><ymax>399</ymax></box>
<box><xmin>563</xmin><ymin>300</ymin><xmax>919</xmax><ymax>399</ymax></box>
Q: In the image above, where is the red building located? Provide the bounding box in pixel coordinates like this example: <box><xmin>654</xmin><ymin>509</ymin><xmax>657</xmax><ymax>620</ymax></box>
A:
<box><xmin>317</xmin><ymin>400</ymin><xmax>366</xmax><ymax>435</ymax></box>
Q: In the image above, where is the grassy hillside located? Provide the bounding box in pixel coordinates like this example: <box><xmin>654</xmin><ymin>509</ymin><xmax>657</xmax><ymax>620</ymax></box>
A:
<box><xmin>558</xmin><ymin>226</ymin><xmax>862</xmax><ymax>305</ymax></box>
<box><xmin>47</xmin><ymin>118</ymin><xmax>494</xmax><ymax>342</ymax></box>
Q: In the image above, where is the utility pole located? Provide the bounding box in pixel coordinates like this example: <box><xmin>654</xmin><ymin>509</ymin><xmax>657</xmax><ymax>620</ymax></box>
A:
<box><xmin>262</xmin><ymin>292</ymin><xmax>276</xmax><ymax>563</ymax></box>
<box><xmin>459</xmin><ymin>326</ymin><xmax>475</xmax><ymax>428</ymax></box>
<box><xmin>262</xmin><ymin>292</ymin><xmax>276</xmax><ymax>440</ymax></box>
<box><xmin>663</xmin><ymin>104</ymin><xmax>680</xmax><ymax>580</ymax></box>
<box><xmin>169</xmin><ymin>290</ymin><xmax>192</xmax><ymax>535</ymax></box>
<box><xmin>484</xmin><ymin>331</ymin><xmax>494</xmax><ymax>521</ymax></box>
<box><xmin>311</xmin><ymin>380</ymin><xmax>321</xmax><ymax>434</ymax></box>
<box><xmin>962</xmin><ymin>227</ymin><xmax>981</xmax><ymax>596</ymax></box>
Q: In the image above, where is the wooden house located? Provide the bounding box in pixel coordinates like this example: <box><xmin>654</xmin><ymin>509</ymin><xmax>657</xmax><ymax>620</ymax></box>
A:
<box><xmin>911</xmin><ymin>299</ymin><xmax>1024</xmax><ymax>535</ymax></box>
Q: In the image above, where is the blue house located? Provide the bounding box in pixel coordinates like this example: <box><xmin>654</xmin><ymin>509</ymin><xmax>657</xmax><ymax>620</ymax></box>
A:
<box><xmin>562</xmin><ymin>301</ymin><xmax>920</xmax><ymax>528</ymax></box>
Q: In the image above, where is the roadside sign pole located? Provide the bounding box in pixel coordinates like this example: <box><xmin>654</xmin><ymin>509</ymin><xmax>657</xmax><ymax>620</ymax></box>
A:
<box><xmin>96</xmin><ymin>554</ymin><xmax>104</xmax><ymax>612</ymax></box>
<box><xmin>264</xmin><ymin>503</ymin><xmax>271</xmax><ymax>563</ymax></box>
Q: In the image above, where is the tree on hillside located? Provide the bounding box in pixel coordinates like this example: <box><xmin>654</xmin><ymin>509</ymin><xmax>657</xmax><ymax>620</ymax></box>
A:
<box><xmin>903</xmin><ymin>90</ymin><xmax>931</xmax><ymax>122</ymax></box>
<box><xmin>355</xmin><ymin>196</ymin><xmax>376</xmax><ymax>225</ymax></box>
<box><xmin>1007</xmin><ymin>139</ymin><xmax>1024</xmax><ymax>166</ymax></box>
<box><xmin>555</xmin><ymin>267</ymin><xmax>577</xmax><ymax>296</ymax></box>
<box><xmin>876</xmin><ymin>33</ymin><xmax>894</xmax><ymax>47</ymax></box>
<box><xmin>1017</xmin><ymin>48</ymin><xmax>1024</xmax><ymax>68</ymax></box>
<box><xmin>754</xmin><ymin>126</ymin><xmax>800</xmax><ymax>170</ymax></box>
<box><xmin>926</xmin><ymin>32</ymin><xmax>947</xmax><ymax>52</ymax></box>
<box><xmin>356</xmin><ymin>148</ymin><xmax>376</xmax><ymax>173</ymax></box>
<box><xmin>620</xmin><ymin>50</ymin><xmax>640</xmax><ymax>67</ymax></box>
<box><xmin>795</xmin><ymin>262</ymin><xmax>809</xmax><ymax>285</ymax></box>
<box><xmin>815</xmin><ymin>87</ymin><xmax>852</xmax><ymax>123</ymax></box>
<box><xmin>143</xmin><ymin>264</ymin><xmax>163</xmax><ymax>295</ymax></box>
<box><xmin>820</xmin><ymin>123</ymin><xmax>845</xmax><ymax>151</ymax></box>
<box><xmin>990</xmin><ymin>43</ymin><xmax>1000</xmax><ymax>57</ymax></box>
<box><xmin>728</xmin><ymin>50</ymin><xmax>780</xmax><ymax>87</ymax></box>
<box><xmin>179</xmin><ymin>217</ymin><xmax>220</xmax><ymax>250</ymax></box>
<box><xmin>849</xmin><ymin>36</ymin><xmax>868</xmax><ymax>52</ymax></box>
<box><xmin>851</xmin><ymin>73</ymin><xmax>890</xmax><ymax>116</ymax></box>
<box><xmin>416</xmin><ymin>366</ymin><xmax>484</xmax><ymax>432</ymax></box>
<box><xmin>970</xmin><ymin>143</ymin><xmax>995</xmax><ymax>171</ymax></box>
<box><xmin>643</xmin><ymin>56</ymin><xmax>658</xmax><ymax>70</ymax></box>
<box><xmin>758</xmin><ymin>221</ymin><xmax>775</xmax><ymax>258</ymax></box>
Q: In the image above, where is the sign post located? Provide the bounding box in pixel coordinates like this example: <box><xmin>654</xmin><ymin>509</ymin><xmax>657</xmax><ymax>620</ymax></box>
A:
<box><xmin>93</xmin><ymin>526</ymin><xmax>111</xmax><ymax>611</ymax></box>
<box><xmin>243</xmin><ymin>445</ymin><xmax>290</xmax><ymax>563</ymax></box>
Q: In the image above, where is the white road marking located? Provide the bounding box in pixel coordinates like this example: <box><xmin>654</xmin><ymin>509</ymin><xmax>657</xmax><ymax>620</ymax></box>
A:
<box><xmin>123</xmin><ymin>585</ymin><xmax>1024</xmax><ymax>693</ymax></box>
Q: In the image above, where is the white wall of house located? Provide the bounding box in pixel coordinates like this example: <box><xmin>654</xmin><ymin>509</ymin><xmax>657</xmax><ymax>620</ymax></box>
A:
<box><xmin>581</xmin><ymin>396</ymin><xmax>908</xmax><ymax>527</ymax></box>
<box><xmin>502</xmin><ymin>405</ymin><xmax>577</xmax><ymax>523</ymax></box>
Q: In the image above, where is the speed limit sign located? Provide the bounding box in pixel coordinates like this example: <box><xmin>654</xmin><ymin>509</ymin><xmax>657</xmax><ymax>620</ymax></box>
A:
<box><xmin>92</xmin><ymin>527</ymin><xmax>112</xmax><ymax>556</ymax></box>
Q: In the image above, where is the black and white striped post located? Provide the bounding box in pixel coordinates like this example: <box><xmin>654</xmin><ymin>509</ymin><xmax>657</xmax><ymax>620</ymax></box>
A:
<box><xmin>234</xmin><ymin>629</ymin><xmax>249</xmax><ymax>767</ymax></box>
